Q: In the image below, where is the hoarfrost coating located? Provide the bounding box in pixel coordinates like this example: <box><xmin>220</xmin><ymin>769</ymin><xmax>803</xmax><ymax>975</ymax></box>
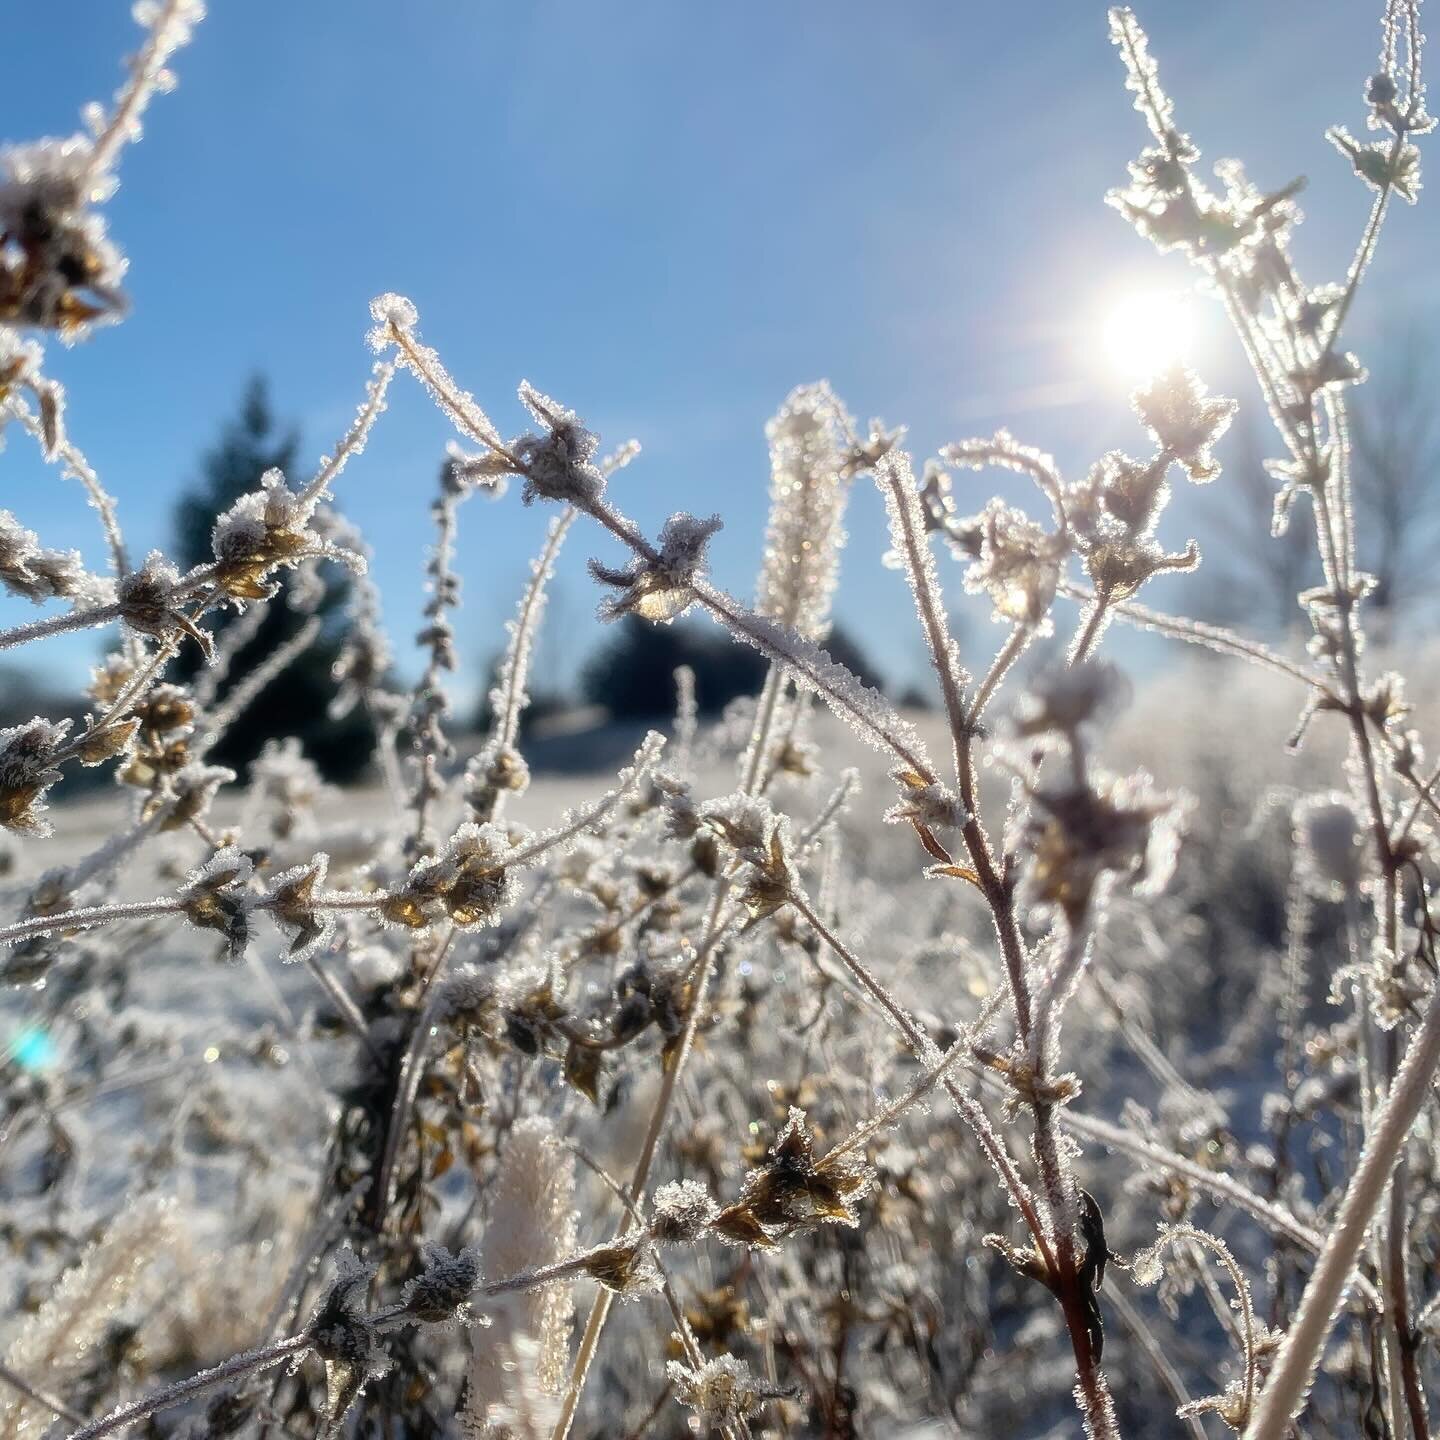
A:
<box><xmin>3</xmin><ymin>3</ymin><xmax>1440</xmax><ymax>1440</ymax></box>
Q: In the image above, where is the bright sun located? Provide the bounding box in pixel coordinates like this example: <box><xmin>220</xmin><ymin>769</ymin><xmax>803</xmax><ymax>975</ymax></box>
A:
<box><xmin>1101</xmin><ymin>289</ymin><xmax>1196</xmax><ymax>382</ymax></box>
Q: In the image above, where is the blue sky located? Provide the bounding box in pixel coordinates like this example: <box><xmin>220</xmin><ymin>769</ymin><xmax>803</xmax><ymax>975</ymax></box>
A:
<box><xmin>3</xmin><ymin>1</ymin><xmax>1437</xmax><ymax>703</ymax></box>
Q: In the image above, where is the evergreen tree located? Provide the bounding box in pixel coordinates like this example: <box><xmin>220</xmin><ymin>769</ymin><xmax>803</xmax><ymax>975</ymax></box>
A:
<box><xmin>173</xmin><ymin>378</ymin><xmax>374</xmax><ymax>781</ymax></box>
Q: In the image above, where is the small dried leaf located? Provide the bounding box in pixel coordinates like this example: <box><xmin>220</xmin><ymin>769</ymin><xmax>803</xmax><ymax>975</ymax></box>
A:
<box><xmin>564</xmin><ymin>1042</ymin><xmax>602</xmax><ymax>1105</ymax></box>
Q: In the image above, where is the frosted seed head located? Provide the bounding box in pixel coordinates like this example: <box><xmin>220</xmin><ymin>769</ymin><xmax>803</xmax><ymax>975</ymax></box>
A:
<box><xmin>0</xmin><ymin>138</ymin><xmax>130</xmax><ymax>335</ymax></box>
<box><xmin>266</xmin><ymin>854</ymin><xmax>333</xmax><ymax>960</ymax></box>
<box><xmin>0</xmin><ymin>716</ymin><xmax>71</xmax><ymax>835</ymax></box>
<box><xmin>1329</xmin><ymin>125</ymin><xmax>1424</xmax><ymax>201</ymax></box>
<box><xmin>400</xmin><ymin>1243</ymin><xmax>482</xmax><ymax>1325</ymax></box>
<box><xmin>308</xmin><ymin>1248</ymin><xmax>391</xmax><ymax>1433</ymax></box>
<box><xmin>179</xmin><ymin>845</ymin><xmax>257</xmax><ymax>960</ymax></box>
<box><xmin>367</xmin><ymin>292</ymin><xmax>418</xmax><ymax>350</ymax></box>
<box><xmin>884</xmin><ymin>770</ymin><xmax>968</xmax><ymax>832</ymax></box>
<box><xmin>161</xmin><ymin>762</ymin><xmax>234</xmax><ymax>831</ymax></box>
<box><xmin>962</xmin><ymin>500</ymin><xmax>1063</xmax><ymax>630</ymax></box>
<box><xmin>1013</xmin><ymin>661</ymin><xmax>1131</xmax><ymax>740</ymax></box>
<box><xmin>668</xmin><ymin>1355</ymin><xmax>768</xmax><ymax>1429</ymax></box>
<box><xmin>1016</xmin><ymin>769</ymin><xmax>1187</xmax><ymax>924</ymax></box>
<box><xmin>1130</xmin><ymin>367</ymin><xmax>1235</xmax><ymax>482</ymax></box>
<box><xmin>512</xmin><ymin>382</ymin><xmax>604</xmax><ymax>508</ymax></box>
<box><xmin>117</xmin><ymin>551</ymin><xmax>205</xmax><ymax>651</ymax></box>
<box><xmin>579</xmin><ymin>1238</ymin><xmax>661</xmax><ymax>1298</ymax></box>
<box><xmin>649</xmin><ymin>1179</ymin><xmax>720</xmax><ymax>1245</ymax></box>
<box><xmin>757</xmin><ymin>382</ymin><xmax>855</xmax><ymax>638</ymax></box>
<box><xmin>1294</xmin><ymin>792</ymin><xmax>1366</xmax><ymax>897</ymax></box>
<box><xmin>591</xmin><ymin>512</ymin><xmax>722</xmax><ymax>624</ymax></box>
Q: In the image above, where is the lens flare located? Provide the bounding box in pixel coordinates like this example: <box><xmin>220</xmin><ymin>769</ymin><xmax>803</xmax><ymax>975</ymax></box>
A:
<box><xmin>1102</xmin><ymin>290</ymin><xmax>1196</xmax><ymax>382</ymax></box>
<box><xmin>9</xmin><ymin>1024</ymin><xmax>56</xmax><ymax>1072</ymax></box>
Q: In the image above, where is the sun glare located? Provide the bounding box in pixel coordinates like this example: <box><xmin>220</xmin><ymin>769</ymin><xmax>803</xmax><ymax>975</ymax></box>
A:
<box><xmin>1101</xmin><ymin>289</ymin><xmax>1196</xmax><ymax>382</ymax></box>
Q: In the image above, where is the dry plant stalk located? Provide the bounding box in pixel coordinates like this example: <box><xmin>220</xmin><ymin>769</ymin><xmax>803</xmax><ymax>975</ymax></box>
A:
<box><xmin>2</xmin><ymin>3</ymin><xmax>1439</xmax><ymax>1439</ymax></box>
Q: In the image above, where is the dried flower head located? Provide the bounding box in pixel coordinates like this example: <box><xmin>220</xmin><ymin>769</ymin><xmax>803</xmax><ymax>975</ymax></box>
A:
<box><xmin>700</xmin><ymin>793</ymin><xmax>796</xmax><ymax>919</ymax></box>
<box><xmin>1016</xmin><ymin>769</ymin><xmax>1186</xmax><ymax>925</ymax></box>
<box><xmin>512</xmin><ymin>383</ymin><xmax>605</xmax><ymax>508</ymax></box>
<box><xmin>1328</xmin><ymin>125</ymin><xmax>1424</xmax><ymax>202</ymax></box>
<box><xmin>1013</xmin><ymin>661</ymin><xmax>1130</xmax><ymax>740</ymax></box>
<box><xmin>0</xmin><ymin>717</ymin><xmax>70</xmax><ymax>835</ymax></box>
<box><xmin>266</xmin><ymin>854</ymin><xmax>333</xmax><ymax>959</ymax></box>
<box><xmin>961</xmin><ymin>500</ymin><xmax>1065</xmax><ymax>629</ymax></box>
<box><xmin>1131</xmin><ymin>366</ymin><xmax>1236</xmax><ymax>481</ymax></box>
<box><xmin>667</xmin><ymin>1355</ymin><xmax>772</xmax><ymax>1430</ymax></box>
<box><xmin>307</xmin><ymin>1248</ymin><xmax>391</xmax><ymax>1435</ymax></box>
<box><xmin>179</xmin><ymin>846</ymin><xmax>256</xmax><ymax>961</ymax></box>
<box><xmin>117</xmin><ymin>551</ymin><xmax>212</xmax><ymax>656</ymax></box>
<box><xmin>579</xmin><ymin>1237</ymin><xmax>662</xmax><ymax>1298</ymax></box>
<box><xmin>210</xmin><ymin>469</ymin><xmax>343</xmax><ymax>601</ymax></box>
<box><xmin>400</xmin><ymin>1243</ymin><xmax>482</xmax><ymax>1326</ymax></box>
<box><xmin>0</xmin><ymin>137</ymin><xmax>126</xmax><ymax>333</ymax></box>
<box><xmin>649</xmin><ymin>1179</ymin><xmax>720</xmax><ymax>1246</ymax></box>
<box><xmin>713</xmin><ymin>1108</ymin><xmax>875</xmax><ymax>1247</ymax></box>
<box><xmin>590</xmin><ymin>511</ymin><xmax>723</xmax><ymax>624</ymax></box>
<box><xmin>385</xmin><ymin>822</ymin><xmax>517</xmax><ymax>931</ymax></box>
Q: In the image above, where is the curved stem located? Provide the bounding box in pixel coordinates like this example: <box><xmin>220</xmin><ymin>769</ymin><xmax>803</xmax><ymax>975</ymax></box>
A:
<box><xmin>785</xmin><ymin>891</ymin><xmax>1055</xmax><ymax>1287</ymax></box>
<box><xmin>966</xmin><ymin>626</ymin><xmax>1030</xmax><ymax>727</ymax></box>
<box><xmin>60</xmin><ymin>1335</ymin><xmax>309</xmax><ymax>1440</ymax></box>
<box><xmin>1245</xmin><ymin>978</ymin><xmax>1440</xmax><ymax>1438</ymax></box>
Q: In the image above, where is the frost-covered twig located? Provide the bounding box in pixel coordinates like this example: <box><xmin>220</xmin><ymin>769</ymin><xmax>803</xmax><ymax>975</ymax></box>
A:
<box><xmin>59</xmin><ymin>1335</ymin><xmax>310</xmax><ymax>1440</ymax></box>
<box><xmin>1245</xmin><ymin>982</ymin><xmax>1440</xmax><ymax>1437</ymax></box>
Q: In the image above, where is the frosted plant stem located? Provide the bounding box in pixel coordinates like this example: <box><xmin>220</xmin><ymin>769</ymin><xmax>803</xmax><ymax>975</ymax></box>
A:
<box><xmin>1394</xmin><ymin>762</ymin><xmax>1440</xmax><ymax>845</ymax></box>
<box><xmin>554</xmin><ymin>647</ymin><xmax>803</xmax><ymax>1439</ymax></box>
<box><xmin>1057</xmin><ymin>581</ymin><xmax>1335</xmax><ymax>696</ymax></box>
<box><xmin>199</xmin><ymin>617</ymin><xmax>321</xmax><ymax>743</ymax></box>
<box><xmin>486</xmin><ymin>508</ymin><xmax>576</xmax><ymax>822</ymax></box>
<box><xmin>0</xmin><ymin>1360</ymin><xmax>86</xmax><ymax>1426</ymax></box>
<box><xmin>790</xmin><ymin>889</ymin><xmax>1116</xmax><ymax>1435</ymax></box>
<box><xmin>550</xmin><ymin>892</ymin><xmax>728</xmax><ymax>1440</ymax></box>
<box><xmin>691</xmin><ymin>580</ymin><xmax>935</xmax><ymax>782</ymax></box>
<box><xmin>822</xmin><ymin>988</ymin><xmax>1009</xmax><ymax>1166</ymax></box>
<box><xmin>1307</xmin><ymin>473</ymin><xmax>1427</xmax><ymax>1440</ymax></box>
<box><xmin>1166</xmin><ymin>60</ymin><xmax>1426</xmax><ymax>1421</ymax></box>
<box><xmin>2</xmin><ymin>392</ymin><xmax>129</xmax><ymax>576</ymax></box>
<box><xmin>1389</xmin><ymin>1145</ymin><xmax>1430</xmax><ymax>1440</ymax></box>
<box><xmin>1106</xmin><ymin>1288</ymin><xmax>1207</xmax><ymax>1440</ymax></box>
<box><xmin>372</xmin><ymin>926</ymin><xmax>455</xmax><ymax>1231</ymax></box>
<box><xmin>1349</xmin><ymin>900</ymin><xmax>1407</xmax><ymax>1439</ymax></box>
<box><xmin>561</xmin><ymin>1146</ymin><xmax>749</xmax><ymax>1440</ymax></box>
<box><xmin>298</xmin><ymin>360</ymin><xmax>395</xmax><ymax>508</ymax></box>
<box><xmin>870</xmin><ymin>450</ymin><xmax>1118</xmax><ymax>1429</ymax></box>
<box><xmin>60</xmin><ymin>1334</ymin><xmax>310</xmax><ymax>1440</ymax></box>
<box><xmin>1244</xmin><ymin>978</ymin><xmax>1440</xmax><ymax>1438</ymax></box>
<box><xmin>0</xmin><ymin>898</ymin><xmax>182</xmax><ymax>947</ymax></box>
<box><xmin>871</xmin><ymin>452</ymin><xmax>1035</xmax><ymax>1040</ymax></box>
<box><xmin>0</xmin><ymin>603</ymin><xmax>124</xmax><ymax>653</ymax></box>
<box><xmin>1055</xmin><ymin>1109</ymin><xmax>1382</xmax><ymax>1307</ymax></box>
<box><xmin>1315</xmin><ymin>136</ymin><xmax>1403</xmax><ymax>375</ymax></box>
<box><xmin>79</xmin><ymin>0</ymin><xmax>199</xmax><ymax>187</ymax></box>
<box><xmin>965</xmin><ymin>625</ymin><xmax>1030</xmax><ymax>727</ymax></box>
<box><xmin>784</xmin><ymin>892</ymin><xmax>1053</xmax><ymax>1274</ymax></box>
<box><xmin>193</xmin><ymin>599</ymin><xmax>268</xmax><ymax>709</ymax></box>
<box><xmin>1068</xmin><ymin>586</ymin><xmax>1113</xmax><ymax>667</ymax></box>
<box><xmin>303</xmin><ymin>952</ymin><xmax>384</xmax><ymax>1066</ymax></box>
